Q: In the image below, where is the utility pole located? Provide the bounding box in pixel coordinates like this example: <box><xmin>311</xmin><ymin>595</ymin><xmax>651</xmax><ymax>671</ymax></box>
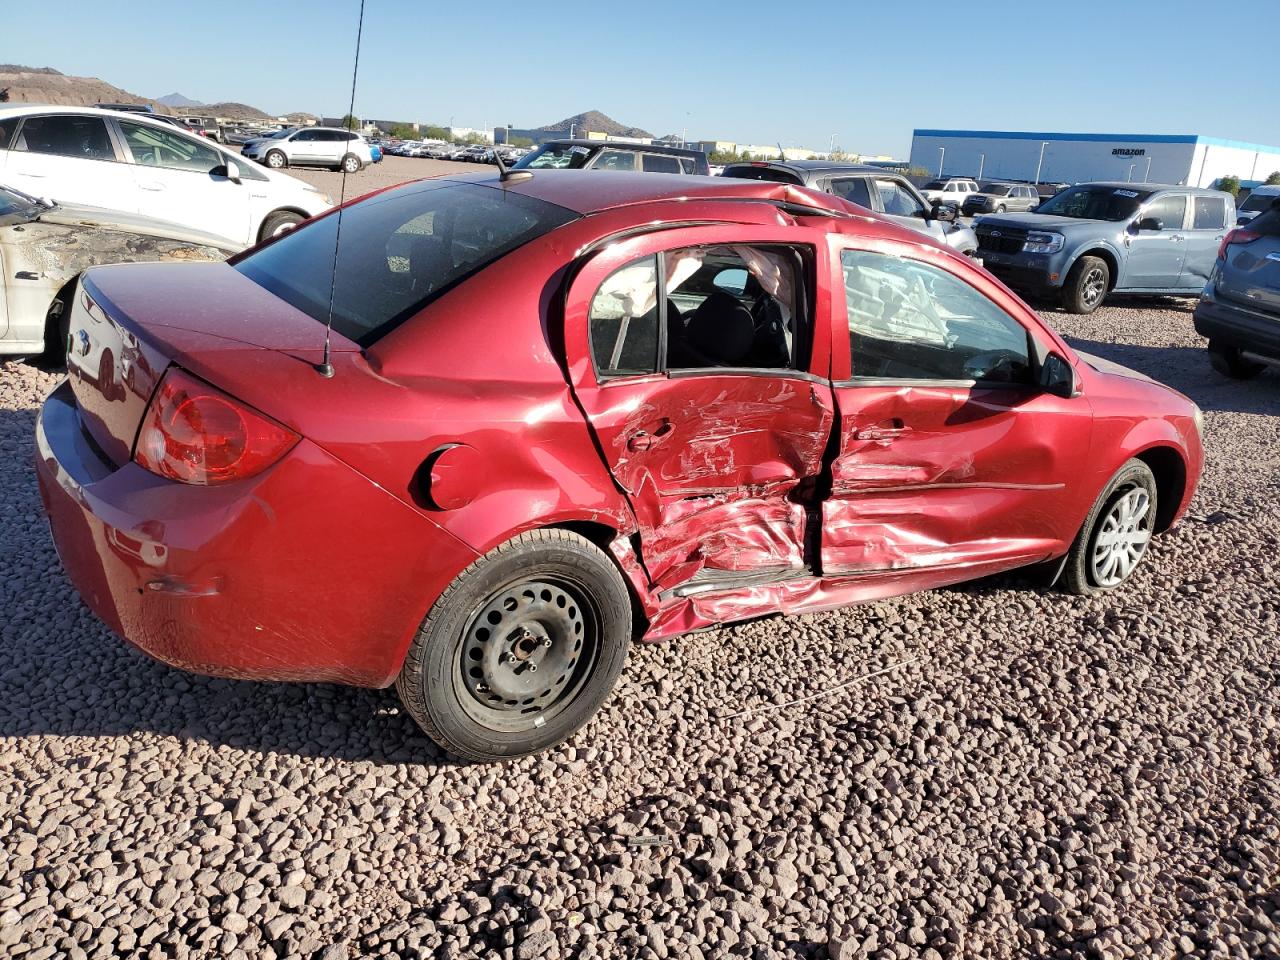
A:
<box><xmin>1127</xmin><ymin>163</ymin><xmax>1136</xmax><ymax>183</ymax></box>
<box><xmin>1144</xmin><ymin>156</ymin><xmax>1152</xmax><ymax>182</ymax></box>
<box><xmin>1035</xmin><ymin>141</ymin><xmax>1048</xmax><ymax>184</ymax></box>
<box><xmin>937</xmin><ymin>147</ymin><xmax>945</xmax><ymax>177</ymax></box>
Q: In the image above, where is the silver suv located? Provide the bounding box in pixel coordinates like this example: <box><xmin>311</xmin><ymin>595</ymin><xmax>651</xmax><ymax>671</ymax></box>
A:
<box><xmin>242</xmin><ymin>127</ymin><xmax>373</xmax><ymax>173</ymax></box>
<box><xmin>962</xmin><ymin>182</ymin><xmax>1042</xmax><ymax>216</ymax></box>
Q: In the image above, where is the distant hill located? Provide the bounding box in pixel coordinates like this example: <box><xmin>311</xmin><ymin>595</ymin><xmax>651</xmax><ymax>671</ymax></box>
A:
<box><xmin>537</xmin><ymin>110</ymin><xmax>652</xmax><ymax>139</ymax></box>
<box><xmin>195</xmin><ymin>102</ymin><xmax>271</xmax><ymax>120</ymax></box>
<box><xmin>0</xmin><ymin>65</ymin><xmax>170</xmax><ymax>111</ymax></box>
<box><xmin>157</xmin><ymin>92</ymin><xmax>201</xmax><ymax>108</ymax></box>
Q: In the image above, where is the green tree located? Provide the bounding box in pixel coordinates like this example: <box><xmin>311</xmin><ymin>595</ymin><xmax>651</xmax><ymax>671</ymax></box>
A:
<box><xmin>1217</xmin><ymin>175</ymin><xmax>1241</xmax><ymax>197</ymax></box>
<box><xmin>906</xmin><ymin>166</ymin><xmax>932</xmax><ymax>178</ymax></box>
<box><xmin>1266</xmin><ymin>171</ymin><xmax>1280</xmax><ymax>185</ymax></box>
<box><xmin>420</xmin><ymin>124</ymin><xmax>452</xmax><ymax>141</ymax></box>
<box><xmin>389</xmin><ymin>124</ymin><xmax>418</xmax><ymax>139</ymax></box>
<box><xmin>338</xmin><ymin>114</ymin><xmax>358</xmax><ymax>131</ymax></box>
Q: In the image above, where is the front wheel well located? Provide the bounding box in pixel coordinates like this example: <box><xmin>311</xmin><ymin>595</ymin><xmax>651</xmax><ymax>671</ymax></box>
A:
<box><xmin>1133</xmin><ymin>446</ymin><xmax>1186</xmax><ymax>532</ymax></box>
<box><xmin>1073</xmin><ymin>248</ymin><xmax>1120</xmax><ymax>290</ymax></box>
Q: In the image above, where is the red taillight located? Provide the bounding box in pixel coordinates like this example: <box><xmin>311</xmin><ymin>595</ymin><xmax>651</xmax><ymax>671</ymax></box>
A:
<box><xmin>133</xmin><ymin>368</ymin><xmax>298</xmax><ymax>484</ymax></box>
<box><xmin>1218</xmin><ymin>228</ymin><xmax>1260</xmax><ymax>260</ymax></box>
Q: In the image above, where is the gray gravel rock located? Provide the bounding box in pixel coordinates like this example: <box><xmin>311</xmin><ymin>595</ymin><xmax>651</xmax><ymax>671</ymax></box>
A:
<box><xmin>2</xmin><ymin>298</ymin><xmax>1280</xmax><ymax>959</ymax></box>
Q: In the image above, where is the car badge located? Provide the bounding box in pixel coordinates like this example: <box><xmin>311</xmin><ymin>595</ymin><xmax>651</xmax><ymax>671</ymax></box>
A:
<box><xmin>76</xmin><ymin>329</ymin><xmax>91</xmax><ymax>357</ymax></box>
<box><xmin>990</xmin><ymin>231</ymin><xmax>1002</xmax><ymax>238</ymax></box>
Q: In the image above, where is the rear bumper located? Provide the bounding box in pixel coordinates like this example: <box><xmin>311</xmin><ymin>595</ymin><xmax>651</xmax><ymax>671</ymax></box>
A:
<box><xmin>36</xmin><ymin>380</ymin><xmax>478</xmax><ymax>688</ymax></box>
<box><xmin>1193</xmin><ymin>292</ymin><xmax>1280</xmax><ymax>361</ymax></box>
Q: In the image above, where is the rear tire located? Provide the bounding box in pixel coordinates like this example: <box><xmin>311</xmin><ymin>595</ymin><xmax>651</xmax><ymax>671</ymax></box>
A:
<box><xmin>396</xmin><ymin>530</ymin><xmax>632</xmax><ymax>762</ymax></box>
<box><xmin>258</xmin><ymin>210</ymin><xmax>305</xmax><ymax>242</ymax></box>
<box><xmin>340</xmin><ymin>153</ymin><xmax>362</xmax><ymax>174</ymax></box>
<box><xmin>1208</xmin><ymin>339</ymin><xmax>1265</xmax><ymax>379</ymax></box>
<box><xmin>1062</xmin><ymin>459</ymin><xmax>1158</xmax><ymax>596</ymax></box>
<box><xmin>1062</xmin><ymin>255</ymin><xmax>1110</xmax><ymax>314</ymax></box>
<box><xmin>265</xmin><ymin>150</ymin><xmax>287</xmax><ymax>169</ymax></box>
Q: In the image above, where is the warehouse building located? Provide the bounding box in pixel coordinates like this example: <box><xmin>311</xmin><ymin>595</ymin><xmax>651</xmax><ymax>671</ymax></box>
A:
<box><xmin>910</xmin><ymin>129</ymin><xmax>1280</xmax><ymax>188</ymax></box>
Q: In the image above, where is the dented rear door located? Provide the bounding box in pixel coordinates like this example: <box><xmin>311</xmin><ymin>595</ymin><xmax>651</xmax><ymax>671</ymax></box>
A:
<box><xmin>823</xmin><ymin>240</ymin><xmax>1092</xmax><ymax>576</ymax></box>
<box><xmin>564</xmin><ymin>224</ymin><xmax>835</xmax><ymax>593</ymax></box>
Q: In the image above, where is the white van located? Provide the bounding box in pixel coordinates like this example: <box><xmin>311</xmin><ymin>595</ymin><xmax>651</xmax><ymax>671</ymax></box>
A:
<box><xmin>0</xmin><ymin>106</ymin><xmax>332</xmax><ymax>246</ymax></box>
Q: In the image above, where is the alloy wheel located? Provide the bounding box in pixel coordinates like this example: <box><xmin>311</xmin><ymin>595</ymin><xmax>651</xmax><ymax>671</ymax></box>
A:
<box><xmin>455</xmin><ymin>577</ymin><xmax>600</xmax><ymax>732</ymax></box>
<box><xmin>1090</xmin><ymin>487</ymin><xmax>1152</xmax><ymax>586</ymax></box>
<box><xmin>1083</xmin><ymin>267</ymin><xmax>1106</xmax><ymax>307</ymax></box>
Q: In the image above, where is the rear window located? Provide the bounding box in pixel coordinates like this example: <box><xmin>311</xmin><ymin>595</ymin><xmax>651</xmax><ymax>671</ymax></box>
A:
<box><xmin>232</xmin><ymin>181</ymin><xmax>578</xmax><ymax>347</ymax></box>
<box><xmin>720</xmin><ymin>165</ymin><xmax>803</xmax><ymax>185</ymax></box>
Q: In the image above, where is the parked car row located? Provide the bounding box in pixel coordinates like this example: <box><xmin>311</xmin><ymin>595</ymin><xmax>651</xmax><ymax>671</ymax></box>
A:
<box><xmin>380</xmin><ymin>140</ymin><xmax>530</xmax><ymax>164</ymax></box>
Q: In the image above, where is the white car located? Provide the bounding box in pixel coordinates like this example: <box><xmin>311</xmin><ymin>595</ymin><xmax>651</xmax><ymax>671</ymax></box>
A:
<box><xmin>0</xmin><ymin>107</ymin><xmax>331</xmax><ymax>247</ymax></box>
<box><xmin>919</xmin><ymin>177</ymin><xmax>980</xmax><ymax>207</ymax></box>
<box><xmin>240</xmin><ymin>126</ymin><xmax>374</xmax><ymax>173</ymax></box>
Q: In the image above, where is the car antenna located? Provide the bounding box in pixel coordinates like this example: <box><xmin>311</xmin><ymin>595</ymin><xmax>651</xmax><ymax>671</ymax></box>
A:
<box><xmin>777</xmin><ymin>141</ymin><xmax>786</xmax><ymax>161</ymax></box>
<box><xmin>493</xmin><ymin>145</ymin><xmax>532</xmax><ymax>184</ymax></box>
<box><xmin>317</xmin><ymin>0</ymin><xmax>367</xmax><ymax>379</ymax></box>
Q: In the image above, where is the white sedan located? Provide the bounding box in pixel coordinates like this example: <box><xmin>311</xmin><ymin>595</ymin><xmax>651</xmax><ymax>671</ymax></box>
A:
<box><xmin>0</xmin><ymin>106</ymin><xmax>332</xmax><ymax>247</ymax></box>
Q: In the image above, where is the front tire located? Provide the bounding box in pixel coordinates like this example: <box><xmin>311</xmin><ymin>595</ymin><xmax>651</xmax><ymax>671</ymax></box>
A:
<box><xmin>396</xmin><ymin>530</ymin><xmax>632</xmax><ymax>762</ymax></box>
<box><xmin>1207</xmin><ymin>340</ymin><xmax>1265</xmax><ymax>380</ymax></box>
<box><xmin>258</xmin><ymin>210</ymin><xmax>305</xmax><ymax>242</ymax></box>
<box><xmin>265</xmin><ymin>149</ymin><xmax>287</xmax><ymax>169</ymax></box>
<box><xmin>39</xmin><ymin>291</ymin><xmax>72</xmax><ymax>367</ymax></box>
<box><xmin>1062</xmin><ymin>459</ymin><xmax>1158</xmax><ymax>596</ymax></box>
<box><xmin>995</xmin><ymin>204</ymin><xmax>1006</xmax><ymax>213</ymax></box>
<box><xmin>1062</xmin><ymin>255</ymin><xmax>1110</xmax><ymax>314</ymax></box>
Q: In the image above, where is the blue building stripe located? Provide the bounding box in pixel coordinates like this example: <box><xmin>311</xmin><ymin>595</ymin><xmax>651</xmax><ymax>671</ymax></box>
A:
<box><xmin>913</xmin><ymin>129</ymin><xmax>1280</xmax><ymax>155</ymax></box>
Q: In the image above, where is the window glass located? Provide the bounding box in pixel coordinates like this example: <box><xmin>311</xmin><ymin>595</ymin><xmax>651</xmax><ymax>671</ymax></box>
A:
<box><xmin>120</xmin><ymin>120</ymin><xmax>223</xmax><ymax>173</ymax></box>
<box><xmin>1141</xmin><ymin>195</ymin><xmax>1185</xmax><ymax>230</ymax></box>
<box><xmin>642</xmin><ymin>154</ymin><xmax>681</xmax><ymax>174</ymax></box>
<box><xmin>829</xmin><ymin>177</ymin><xmax>872</xmax><ymax>208</ymax></box>
<box><xmin>1193</xmin><ymin>196</ymin><xmax>1226</xmax><ymax>230</ymax></box>
<box><xmin>17</xmin><ymin>115</ymin><xmax>114</xmax><ymax>160</ymax></box>
<box><xmin>589</xmin><ymin>256</ymin><xmax>660</xmax><ymax>376</ymax></box>
<box><xmin>235</xmin><ymin>181</ymin><xmax>578</xmax><ymax>347</ymax></box>
<box><xmin>294</xmin><ymin>130</ymin><xmax>317</xmax><ymax>141</ymax></box>
<box><xmin>0</xmin><ymin>118</ymin><xmax>17</xmax><ymax>150</ymax></box>
<box><xmin>593</xmin><ymin>149</ymin><xmax>637</xmax><ymax>172</ymax></box>
<box><xmin>666</xmin><ymin>245</ymin><xmax>799</xmax><ymax>370</ymax></box>
<box><xmin>842</xmin><ymin>249</ymin><xmax>1031</xmax><ymax>383</ymax></box>
<box><xmin>678</xmin><ymin>157</ymin><xmax>696</xmax><ymax>174</ymax></box>
<box><xmin>518</xmin><ymin>144</ymin><xmax>591</xmax><ymax>169</ymax></box>
<box><xmin>1239</xmin><ymin>191</ymin><xmax>1277</xmax><ymax>213</ymax></box>
<box><xmin>875</xmin><ymin>179</ymin><xmax>924</xmax><ymax>217</ymax></box>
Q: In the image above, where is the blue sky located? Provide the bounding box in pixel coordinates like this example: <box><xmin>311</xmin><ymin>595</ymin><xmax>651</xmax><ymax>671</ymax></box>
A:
<box><xmin>6</xmin><ymin>0</ymin><xmax>1278</xmax><ymax>156</ymax></box>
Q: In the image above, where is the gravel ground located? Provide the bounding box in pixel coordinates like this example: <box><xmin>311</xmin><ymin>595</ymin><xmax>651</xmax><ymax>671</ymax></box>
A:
<box><xmin>2</xmin><ymin>297</ymin><xmax>1278</xmax><ymax>960</ymax></box>
<box><xmin>283</xmin><ymin>155</ymin><xmax>477</xmax><ymax>198</ymax></box>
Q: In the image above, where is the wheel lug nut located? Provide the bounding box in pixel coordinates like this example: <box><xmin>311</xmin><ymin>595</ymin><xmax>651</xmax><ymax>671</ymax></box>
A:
<box><xmin>528</xmin><ymin>663</ymin><xmax>537</xmax><ymax>673</ymax></box>
<box><xmin>543</xmin><ymin>638</ymin><xmax>552</xmax><ymax>647</ymax></box>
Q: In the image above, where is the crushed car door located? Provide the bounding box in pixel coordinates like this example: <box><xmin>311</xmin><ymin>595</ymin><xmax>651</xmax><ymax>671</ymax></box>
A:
<box><xmin>823</xmin><ymin>241</ymin><xmax>1093</xmax><ymax>576</ymax></box>
<box><xmin>565</xmin><ymin>226</ymin><xmax>835</xmax><ymax>594</ymax></box>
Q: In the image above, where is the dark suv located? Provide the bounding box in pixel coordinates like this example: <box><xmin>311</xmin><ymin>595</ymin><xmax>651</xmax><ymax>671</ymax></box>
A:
<box><xmin>721</xmin><ymin>160</ymin><xmax>977</xmax><ymax>256</ymax></box>
<box><xmin>1194</xmin><ymin>198</ymin><xmax>1280</xmax><ymax>378</ymax></box>
<box><xmin>512</xmin><ymin>139</ymin><xmax>709</xmax><ymax>175</ymax></box>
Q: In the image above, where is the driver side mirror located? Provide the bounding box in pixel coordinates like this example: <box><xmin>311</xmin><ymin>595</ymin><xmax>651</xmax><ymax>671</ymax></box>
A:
<box><xmin>1039</xmin><ymin>352</ymin><xmax>1076</xmax><ymax>398</ymax></box>
<box><xmin>931</xmin><ymin>200</ymin><xmax>959</xmax><ymax>223</ymax></box>
<box><xmin>1136</xmin><ymin>216</ymin><xmax>1163</xmax><ymax>232</ymax></box>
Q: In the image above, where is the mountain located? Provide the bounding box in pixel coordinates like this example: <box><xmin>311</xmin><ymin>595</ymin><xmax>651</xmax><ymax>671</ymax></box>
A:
<box><xmin>195</xmin><ymin>102</ymin><xmax>271</xmax><ymax>120</ymax></box>
<box><xmin>0</xmin><ymin>65</ymin><xmax>169</xmax><ymax>111</ymax></box>
<box><xmin>537</xmin><ymin>110</ymin><xmax>652</xmax><ymax>139</ymax></box>
<box><xmin>157</xmin><ymin>92</ymin><xmax>201</xmax><ymax>108</ymax></box>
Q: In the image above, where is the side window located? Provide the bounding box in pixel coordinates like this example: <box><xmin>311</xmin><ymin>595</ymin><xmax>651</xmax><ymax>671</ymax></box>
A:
<box><xmin>593</xmin><ymin>149</ymin><xmax>637</xmax><ymax>172</ymax></box>
<box><xmin>120</xmin><ymin>120</ymin><xmax>223</xmax><ymax>173</ymax></box>
<box><xmin>589</xmin><ymin>256</ymin><xmax>661</xmax><ymax>377</ymax></box>
<box><xmin>16</xmin><ymin>115</ymin><xmax>114</xmax><ymax>160</ymax></box>
<box><xmin>1193</xmin><ymin>196</ymin><xmax>1226</xmax><ymax>230</ymax></box>
<box><xmin>641</xmin><ymin>153</ymin><xmax>681</xmax><ymax>174</ymax></box>
<box><xmin>0</xmin><ymin>118</ymin><xmax>17</xmax><ymax>150</ymax></box>
<box><xmin>875</xmin><ymin>179</ymin><xmax>925</xmax><ymax>217</ymax></box>
<box><xmin>293</xmin><ymin>130</ymin><xmax>316</xmax><ymax>142</ymax></box>
<box><xmin>666</xmin><ymin>245</ymin><xmax>801</xmax><ymax>371</ymax></box>
<box><xmin>678</xmin><ymin>157</ymin><xmax>696</xmax><ymax>175</ymax></box>
<box><xmin>829</xmin><ymin>177</ymin><xmax>872</xmax><ymax>208</ymax></box>
<box><xmin>842</xmin><ymin>249</ymin><xmax>1032</xmax><ymax>384</ymax></box>
<box><xmin>1143</xmin><ymin>195</ymin><xmax>1186</xmax><ymax>230</ymax></box>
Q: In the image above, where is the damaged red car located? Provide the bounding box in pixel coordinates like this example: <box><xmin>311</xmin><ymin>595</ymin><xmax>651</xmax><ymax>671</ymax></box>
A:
<box><xmin>37</xmin><ymin>171</ymin><xmax>1204</xmax><ymax>761</ymax></box>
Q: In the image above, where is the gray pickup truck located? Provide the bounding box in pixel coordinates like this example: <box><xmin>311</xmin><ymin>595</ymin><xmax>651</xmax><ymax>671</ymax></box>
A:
<box><xmin>973</xmin><ymin>182</ymin><xmax>1235</xmax><ymax>313</ymax></box>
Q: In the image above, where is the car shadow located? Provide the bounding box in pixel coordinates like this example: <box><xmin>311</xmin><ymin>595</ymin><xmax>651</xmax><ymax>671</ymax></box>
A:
<box><xmin>1060</xmin><ymin>337</ymin><xmax>1280</xmax><ymax>416</ymax></box>
<box><xmin>0</xmin><ymin>405</ymin><xmax>451</xmax><ymax>765</ymax></box>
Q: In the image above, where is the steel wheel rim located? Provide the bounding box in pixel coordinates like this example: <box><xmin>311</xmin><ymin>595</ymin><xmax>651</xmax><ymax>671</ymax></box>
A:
<box><xmin>1083</xmin><ymin>267</ymin><xmax>1106</xmax><ymax>306</ymax></box>
<box><xmin>1090</xmin><ymin>486</ymin><xmax>1152</xmax><ymax>586</ymax></box>
<box><xmin>454</xmin><ymin>577</ymin><xmax>600</xmax><ymax>733</ymax></box>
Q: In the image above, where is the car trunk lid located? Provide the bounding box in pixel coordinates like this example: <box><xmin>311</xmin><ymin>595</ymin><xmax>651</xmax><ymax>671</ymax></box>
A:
<box><xmin>67</xmin><ymin>261</ymin><xmax>357</xmax><ymax>466</ymax></box>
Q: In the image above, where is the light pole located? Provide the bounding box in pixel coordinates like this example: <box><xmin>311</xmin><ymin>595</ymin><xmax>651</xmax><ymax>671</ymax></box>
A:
<box><xmin>1144</xmin><ymin>156</ymin><xmax>1152</xmax><ymax>182</ymax></box>
<box><xmin>977</xmin><ymin>153</ymin><xmax>985</xmax><ymax>180</ymax></box>
<box><xmin>1127</xmin><ymin>163</ymin><xmax>1136</xmax><ymax>183</ymax></box>
<box><xmin>1034</xmin><ymin>141</ymin><xmax>1048</xmax><ymax>184</ymax></box>
<box><xmin>937</xmin><ymin>147</ymin><xmax>945</xmax><ymax>177</ymax></box>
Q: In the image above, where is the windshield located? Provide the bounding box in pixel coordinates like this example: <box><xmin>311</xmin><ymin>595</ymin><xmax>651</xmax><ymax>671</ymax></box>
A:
<box><xmin>1034</xmin><ymin>185</ymin><xmax>1151</xmax><ymax>221</ymax></box>
<box><xmin>0</xmin><ymin>186</ymin><xmax>44</xmax><ymax>222</ymax></box>
<box><xmin>514</xmin><ymin>144</ymin><xmax>594</xmax><ymax>170</ymax></box>
<box><xmin>233</xmin><ymin>181</ymin><xmax>579</xmax><ymax>347</ymax></box>
<box><xmin>1240</xmin><ymin>191</ymin><xmax>1278</xmax><ymax>213</ymax></box>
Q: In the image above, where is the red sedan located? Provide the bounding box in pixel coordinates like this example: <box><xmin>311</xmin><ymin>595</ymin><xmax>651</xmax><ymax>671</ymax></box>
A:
<box><xmin>36</xmin><ymin>171</ymin><xmax>1204</xmax><ymax>761</ymax></box>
